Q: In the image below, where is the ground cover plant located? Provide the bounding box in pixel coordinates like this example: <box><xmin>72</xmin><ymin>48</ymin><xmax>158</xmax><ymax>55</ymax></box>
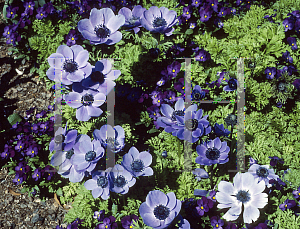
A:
<box><xmin>1</xmin><ymin>0</ymin><xmax>300</xmax><ymax>228</ymax></box>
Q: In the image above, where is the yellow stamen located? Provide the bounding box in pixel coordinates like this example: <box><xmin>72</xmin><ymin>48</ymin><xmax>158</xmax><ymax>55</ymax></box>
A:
<box><xmin>212</xmin><ymin>3</ymin><xmax>214</xmax><ymax>6</ymax></box>
<box><xmin>41</xmin><ymin>13</ymin><xmax>43</xmax><ymax>16</ymax></box>
<box><xmin>182</xmin><ymin>87</ymin><xmax>185</xmax><ymax>89</ymax></box>
<box><xmin>204</xmin><ymin>15</ymin><xmax>207</xmax><ymax>18</ymax></box>
<box><xmin>169</xmin><ymin>97</ymin><xmax>172</xmax><ymax>99</ymax></box>
<box><xmin>172</xmin><ymin>69</ymin><xmax>175</xmax><ymax>73</ymax></box>
<box><xmin>18</xmin><ymin>179</ymin><xmax>20</xmax><ymax>181</ymax></box>
<box><xmin>200</xmin><ymin>206</ymin><xmax>203</xmax><ymax>209</ymax></box>
<box><xmin>37</xmin><ymin>174</ymin><xmax>39</xmax><ymax>176</ymax></box>
<box><xmin>20</xmin><ymin>146</ymin><xmax>22</xmax><ymax>149</ymax></box>
<box><xmin>286</xmin><ymin>25</ymin><xmax>288</xmax><ymax>27</ymax></box>
<box><xmin>29</xmin><ymin>5</ymin><xmax>31</xmax><ymax>8</ymax></box>
<box><xmin>20</xmin><ymin>168</ymin><xmax>22</xmax><ymax>171</ymax></box>
<box><xmin>157</xmin><ymin>100</ymin><xmax>160</xmax><ymax>103</ymax></box>
<box><xmin>292</xmin><ymin>43</ymin><xmax>294</xmax><ymax>46</ymax></box>
<box><xmin>269</xmin><ymin>72</ymin><xmax>271</xmax><ymax>75</ymax></box>
<box><xmin>11</xmin><ymin>12</ymin><xmax>13</xmax><ymax>14</ymax></box>
<box><xmin>32</xmin><ymin>151</ymin><xmax>34</xmax><ymax>154</ymax></box>
<box><xmin>8</xmin><ymin>32</ymin><xmax>10</xmax><ymax>34</ymax></box>
<box><xmin>72</xmin><ymin>37</ymin><xmax>74</xmax><ymax>40</ymax></box>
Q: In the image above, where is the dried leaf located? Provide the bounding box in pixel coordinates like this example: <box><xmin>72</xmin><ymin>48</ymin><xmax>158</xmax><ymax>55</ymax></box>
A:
<box><xmin>8</xmin><ymin>187</ymin><xmax>21</xmax><ymax>196</ymax></box>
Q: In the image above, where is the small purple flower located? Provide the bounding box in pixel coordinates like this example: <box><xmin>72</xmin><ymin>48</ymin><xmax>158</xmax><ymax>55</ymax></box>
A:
<box><xmin>147</xmin><ymin>105</ymin><xmax>161</xmax><ymax>120</ymax></box>
<box><xmin>182</xmin><ymin>6</ymin><xmax>192</xmax><ymax>20</ymax></box>
<box><xmin>191</xmin><ymin>0</ymin><xmax>201</xmax><ymax>8</ymax></box>
<box><xmin>265</xmin><ymin>67</ymin><xmax>277</xmax><ymax>79</ymax></box>
<box><xmin>207</xmin><ymin>190</ymin><xmax>217</xmax><ymax>202</ymax></box>
<box><xmin>13</xmin><ymin>171</ymin><xmax>26</xmax><ymax>185</ymax></box>
<box><xmin>214</xmin><ymin>18</ymin><xmax>224</xmax><ymax>28</ymax></box>
<box><xmin>95</xmin><ymin>216</ymin><xmax>118</xmax><ymax>229</ymax></box>
<box><xmin>279</xmin><ymin>199</ymin><xmax>296</xmax><ymax>211</ymax></box>
<box><xmin>189</xmin><ymin>21</ymin><xmax>197</xmax><ymax>29</ymax></box>
<box><xmin>196</xmin><ymin>196</ymin><xmax>213</xmax><ymax>216</ymax></box>
<box><xmin>139</xmin><ymin>190</ymin><xmax>182</xmax><ymax>229</ymax></box>
<box><xmin>25</xmin><ymin>144</ymin><xmax>39</xmax><ymax>157</ymax></box>
<box><xmin>167</xmin><ymin>61</ymin><xmax>181</xmax><ymax>79</ymax></box>
<box><xmin>66</xmin><ymin>29</ymin><xmax>78</xmax><ymax>46</ymax></box>
<box><xmin>282</xmin><ymin>50</ymin><xmax>293</xmax><ymax>63</ymax></box>
<box><xmin>264</xmin><ymin>13</ymin><xmax>277</xmax><ymax>23</ymax></box>
<box><xmin>121</xmin><ymin>146</ymin><xmax>153</xmax><ymax>177</ymax></box>
<box><xmin>195</xmin><ymin>48</ymin><xmax>211</xmax><ymax>62</ymax></box>
<box><xmin>41</xmin><ymin>165</ymin><xmax>56</xmax><ymax>180</ymax></box>
<box><xmin>15</xmin><ymin>140</ymin><xmax>25</xmax><ymax>152</ymax></box>
<box><xmin>163</xmin><ymin>90</ymin><xmax>176</xmax><ymax>103</ymax></box>
<box><xmin>211</xmin><ymin>216</ymin><xmax>224</xmax><ymax>229</ymax></box>
<box><xmin>23</xmin><ymin>1</ymin><xmax>35</xmax><ymax>16</ymax></box>
<box><xmin>295</xmin><ymin>19</ymin><xmax>300</xmax><ymax>34</ymax></box>
<box><xmin>121</xmin><ymin>215</ymin><xmax>139</xmax><ymax>229</ymax></box>
<box><xmin>65</xmin><ymin>89</ymin><xmax>106</xmax><ymax>122</ymax></box>
<box><xmin>6</xmin><ymin>5</ymin><xmax>19</xmax><ymax>19</ymax></box>
<box><xmin>118</xmin><ymin>5</ymin><xmax>146</xmax><ymax>34</ymax></box>
<box><xmin>141</xmin><ymin>6</ymin><xmax>178</xmax><ymax>36</ymax></box>
<box><xmin>269</xmin><ymin>178</ymin><xmax>286</xmax><ymax>190</ymax></box>
<box><xmin>218</xmin><ymin>7</ymin><xmax>229</xmax><ymax>17</ymax></box>
<box><xmin>6</xmin><ymin>33</ymin><xmax>21</xmax><ymax>46</ymax></box>
<box><xmin>93</xmin><ymin>124</ymin><xmax>125</xmax><ymax>153</ymax></box>
<box><xmin>287</xmin><ymin>37</ymin><xmax>298</xmax><ymax>50</ymax></box>
<box><xmin>224</xmin><ymin>78</ymin><xmax>238</xmax><ymax>91</ymax></box>
<box><xmin>229</xmin><ymin>8</ymin><xmax>237</xmax><ymax>15</ymax></box>
<box><xmin>93</xmin><ymin>210</ymin><xmax>105</xmax><ymax>221</ymax></box>
<box><xmin>268</xmin><ymin>156</ymin><xmax>284</xmax><ymax>166</ymax></box>
<box><xmin>192</xmin><ymin>168</ymin><xmax>209</xmax><ymax>181</ymax></box>
<box><xmin>36</xmin><ymin>7</ymin><xmax>47</xmax><ymax>20</ymax></box>
<box><xmin>248</xmin><ymin>164</ymin><xmax>279</xmax><ymax>188</ymax></box>
<box><xmin>225</xmin><ymin>222</ymin><xmax>238</xmax><ymax>229</ymax></box>
<box><xmin>152</xmin><ymin>92</ymin><xmax>165</xmax><ymax>107</ymax></box>
<box><xmin>109</xmin><ymin>164</ymin><xmax>136</xmax><ymax>194</ymax></box>
<box><xmin>283</xmin><ymin>18</ymin><xmax>294</xmax><ymax>32</ymax></box>
<box><xmin>174</xmin><ymin>78</ymin><xmax>185</xmax><ymax>94</ymax></box>
<box><xmin>81</xmin><ymin>59</ymin><xmax>121</xmax><ymax>95</ymax></box>
<box><xmin>195</xmin><ymin>137</ymin><xmax>230</xmax><ymax>165</ymax></box>
<box><xmin>199</xmin><ymin>6</ymin><xmax>212</xmax><ymax>22</ymax></box>
<box><xmin>213</xmin><ymin>123</ymin><xmax>230</xmax><ymax>137</ymax></box>
<box><xmin>15</xmin><ymin>162</ymin><xmax>30</xmax><ymax>173</ymax></box>
<box><xmin>157</xmin><ymin>77</ymin><xmax>166</xmax><ymax>86</ymax></box>
<box><xmin>292</xmin><ymin>187</ymin><xmax>300</xmax><ymax>199</ymax></box>
<box><xmin>77</xmin><ymin>8</ymin><xmax>125</xmax><ymax>45</ymax></box>
<box><xmin>84</xmin><ymin>169</ymin><xmax>111</xmax><ymax>200</ymax></box>
<box><xmin>32</xmin><ymin>168</ymin><xmax>42</xmax><ymax>181</ymax></box>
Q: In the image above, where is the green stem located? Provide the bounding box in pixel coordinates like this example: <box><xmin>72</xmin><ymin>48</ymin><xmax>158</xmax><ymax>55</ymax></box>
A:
<box><xmin>210</xmin><ymin>165</ymin><xmax>214</xmax><ymax>190</ymax></box>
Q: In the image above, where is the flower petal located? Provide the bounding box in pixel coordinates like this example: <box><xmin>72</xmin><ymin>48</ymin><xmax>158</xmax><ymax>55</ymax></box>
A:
<box><xmin>65</xmin><ymin>92</ymin><xmax>82</xmax><ymax>108</ymax></box>
<box><xmin>106</xmin><ymin>14</ymin><xmax>125</xmax><ymax>34</ymax></box>
<box><xmin>105</xmin><ymin>31</ymin><xmax>122</xmax><ymax>45</ymax></box>
<box><xmin>75</xmin><ymin>50</ymin><xmax>89</xmax><ymax>68</ymax></box>
<box><xmin>243</xmin><ymin>204</ymin><xmax>260</xmax><ymax>224</ymax></box>
<box><xmin>57</xmin><ymin>45</ymin><xmax>73</xmax><ymax>59</ymax></box>
<box><xmin>48</xmin><ymin>53</ymin><xmax>65</xmax><ymax>68</ymax></box>
<box><xmin>146</xmin><ymin>190</ymin><xmax>168</xmax><ymax>208</ymax></box>
<box><xmin>87</xmin><ymin>105</ymin><xmax>103</xmax><ymax>117</ymax></box>
<box><xmin>78</xmin><ymin>18</ymin><xmax>94</xmax><ymax>33</ymax></box>
<box><xmin>89</xmin><ymin>8</ymin><xmax>104</xmax><ymax>28</ymax></box>
<box><xmin>76</xmin><ymin>106</ymin><xmax>90</xmax><ymax>121</ymax></box>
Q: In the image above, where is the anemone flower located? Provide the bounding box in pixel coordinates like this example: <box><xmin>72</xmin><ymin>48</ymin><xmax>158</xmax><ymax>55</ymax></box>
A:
<box><xmin>247</xmin><ymin>164</ymin><xmax>279</xmax><ymax>188</ymax></box>
<box><xmin>77</xmin><ymin>8</ymin><xmax>125</xmax><ymax>45</ymax></box>
<box><xmin>139</xmin><ymin>190</ymin><xmax>182</xmax><ymax>229</ymax></box>
<box><xmin>47</xmin><ymin>45</ymin><xmax>92</xmax><ymax>85</ymax></box>
<box><xmin>216</xmin><ymin>172</ymin><xmax>268</xmax><ymax>224</ymax></box>
<box><xmin>140</xmin><ymin>6</ymin><xmax>178</xmax><ymax>36</ymax></box>
<box><xmin>118</xmin><ymin>5</ymin><xmax>146</xmax><ymax>33</ymax></box>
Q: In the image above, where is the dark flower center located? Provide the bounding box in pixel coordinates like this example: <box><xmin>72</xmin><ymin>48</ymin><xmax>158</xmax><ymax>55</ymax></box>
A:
<box><xmin>63</xmin><ymin>59</ymin><xmax>79</xmax><ymax>73</ymax></box>
<box><xmin>91</xmin><ymin>71</ymin><xmax>105</xmax><ymax>84</ymax></box>
<box><xmin>55</xmin><ymin>134</ymin><xmax>65</xmax><ymax>143</ymax></box>
<box><xmin>185</xmin><ymin>119</ymin><xmax>198</xmax><ymax>131</ymax></box>
<box><xmin>153</xmin><ymin>204</ymin><xmax>170</xmax><ymax>220</ymax></box>
<box><xmin>66</xmin><ymin>149</ymin><xmax>74</xmax><ymax>159</ymax></box>
<box><xmin>171</xmin><ymin>110</ymin><xmax>185</xmax><ymax>121</ymax></box>
<box><xmin>235</xmin><ymin>190</ymin><xmax>251</xmax><ymax>203</ymax></box>
<box><xmin>225</xmin><ymin>114</ymin><xmax>237</xmax><ymax>126</ymax></box>
<box><xmin>278</xmin><ymin>82</ymin><xmax>286</xmax><ymax>92</ymax></box>
<box><xmin>130</xmin><ymin>159</ymin><xmax>145</xmax><ymax>173</ymax></box>
<box><xmin>81</xmin><ymin>93</ymin><xmax>94</xmax><ymax>106</ymax></box>
<box><xmin>97</xmin><ymin>176</ymin><xmax>108</xmax><ymax>188</ymax></box>
<box><xmin>85</xmin><ymin>150</ymin><xmax>96</xmax><ymax>161</ymax></box>
<box><xmin>114</xmin><ymin>175</ymin><xmax>127</xmax><ymax>188</ymax></box>
<box><xmin>228</xmin><ymin>79</ymin><xmax>237</xmax><ymax>90</ymax></box>
<box><xmin>94</xmin><ymin>24</ymin><xmax>111</xmax><ymax>38</ymax></box>
<box><xmin>105</xmin><ymin>137</ymin><xmax>120</xmax><ymax>149</ymax></box>
<box><xmin>256</xmin><ymin>167</ymin><xmax>269</xmax><ymax>178</ymax></box>
<box><xmin>153</xmin><ymin>17</ymin><xmax>167</xmax><ymax>28</ymax></box>
<box><xmin>192</xmin><ymin>89</ymin><xmax>205</xmax><ymax>101</ymax></box>
<box><xmin>205</xmin><ymin>147</ymin><xmax>220</xmax><ymax>160</ymax></box>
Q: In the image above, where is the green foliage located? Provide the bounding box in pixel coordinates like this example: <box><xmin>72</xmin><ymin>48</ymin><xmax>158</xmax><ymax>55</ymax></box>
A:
<box><xmin>63</xmin><ymin>183</ymin><xmax>109</xmax><ymax>228</ymax></box>
<box><xmin>272</xmin><ymin>209</ymin><xmax>300</xmax><ymax>229</ymax></box>
<box><xmin>60</xmin><ymin>182</ymin><xmax>80</xmax><ymax>205</ymax></box>
<box><xmin>121</xmin><ymin>123</ymin><xmax>138</xmax><ymax>145</ymax></box>
<box><xmin>120</xmin><ymin>198</ymin><xmax>142</xmax><ymax>216</ymax></box>
<box><xmin>283</xmin><ymin>168</ymin><xmax>300</xmax><ymax>190</ymax></box>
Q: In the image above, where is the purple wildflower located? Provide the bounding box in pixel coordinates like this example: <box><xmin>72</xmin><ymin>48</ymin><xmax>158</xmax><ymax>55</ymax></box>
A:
<box><xmin>279</xmin><ymin>199</ymin><xmax>296</xmax><ymax>211</ymax></box>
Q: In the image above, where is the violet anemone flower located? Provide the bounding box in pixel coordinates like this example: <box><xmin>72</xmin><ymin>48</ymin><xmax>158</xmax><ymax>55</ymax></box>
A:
<box><xmin>109</xmin><ymin>164</ymin><xmax>136</xmax><ymax>194</ymax></box>
<box><xmin>140</xmin><ymin>6</ymin><xmax>178</xmax><ymax>36</ymax></box>
<box><xmin>216</xmin><ymin>172</ymin><xmax>268</xmax><ymax>224</ymax></box>
<box><xmin>213</xmin><ymin>123</ymin><xmax>230</xmax><ymax>137</ymax></box>
<box><xmin>139</xmin><ymin>190</ymin><xmax>182</xmax><ymax>229</ymax></box>
<box><xmin>118</xmin><ymin>5</ymin><xmax>146</xmax><ymax>33</ymax></box>
<box><xmin>49</xmin><ymin>121</ymin><xmax>78</xmax><ymax>153</ymax></box>
<box><xmin>156</xmin><ymin>98</ymin><xmax>187</xmax><ymax>133</ymax></box>
<box><xmin>191</xmin><ymin>85</ymin><xmax>208</xmax><ymax>101</ymax></box>
<box><xmin>224</xmin><ymin>78</ymin><xmax>238</xmax><ymax>91</ymax></box>
<box><xmin>47</xmin><ymin>45</ymin><xmax>92</xmax><ymax>85</ymax></box>
<box><xmin>247</xmin><ymin>164</ymin><xmax>279</xmax><ymax>188</ymax></box>
<box><xmin>84</xmin><ymin>168</ymin><xmax>111</xmax><ymax>200</ymax></box>
<box><xmin>69</xmin><ymin>134</ymin><xmax>105</xmax><ymax>182</ymax></box>
<box><xmin>195</xmin><ymin>137</ymin><xmax>230</xmax><ymax>165</ymax></box>
<box><xmin>77</xmin><ymin>8</ymin><xmax>125</xmax><ymax>45</ymax></box>
<box><xmin>65</xmin><ymin>88</ymin><xmax>106</xmax><ymax>121</ymax></box>
<box><xmin>81</xmin><ymin>59</ymin><xmax>121</xmax><ymax>95</ymax></box>
<box><xmin>93</xmin><ymin>124</ymin><xmax>125</xmax><ymax>153</ymax></box>
<box><xmin>174</xmin><ymin>108</ymin><xmax>211</xmax><ymax>143</ymax></box>
<box><xmin>121</xmin><ymin>146</ymin><xmax>153</xmax><ymax>177</ymax></box>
